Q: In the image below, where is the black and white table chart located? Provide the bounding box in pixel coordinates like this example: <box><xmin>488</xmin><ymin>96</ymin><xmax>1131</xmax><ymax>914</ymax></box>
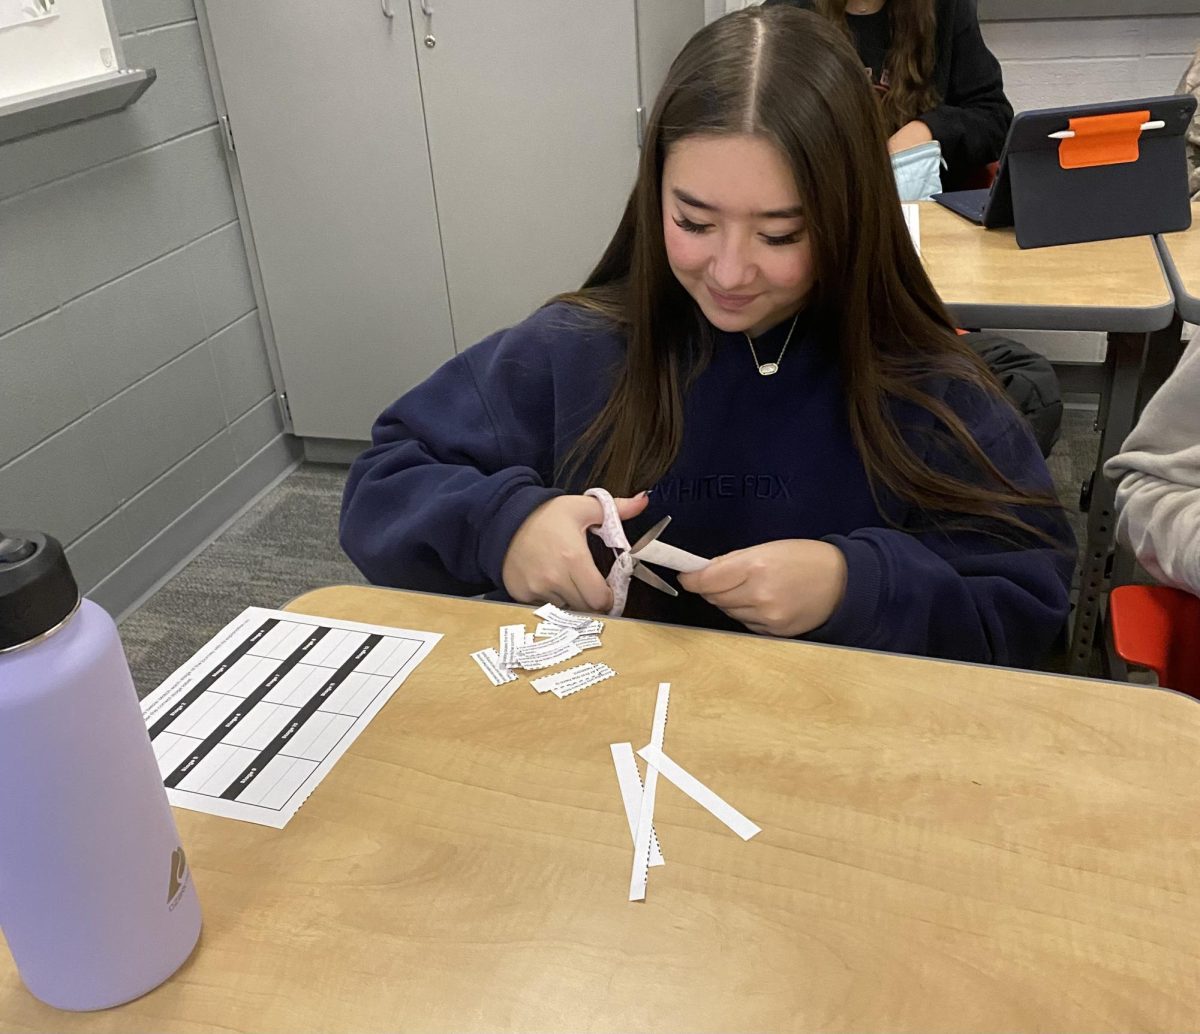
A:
<box><xmin>140</xmin><ymin>607</ymin><xmax>441</xmax><ymax>827</ymax></box>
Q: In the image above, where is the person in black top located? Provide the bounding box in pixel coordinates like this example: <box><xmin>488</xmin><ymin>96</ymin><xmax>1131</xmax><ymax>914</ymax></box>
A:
<box><xmin>763</xmin><ymin>0</ymin><xmax>1013</xmax><ymax>188</ymax></box>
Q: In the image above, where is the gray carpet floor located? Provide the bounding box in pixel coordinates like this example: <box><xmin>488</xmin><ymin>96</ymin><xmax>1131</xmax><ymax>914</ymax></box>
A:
<box><xmin>119</xmin><ymin>464</ymin><xmax>365</xmax><ymax>698</ymax></box>
<box><xmin>119</xmin><ymin>408</ymin><xmax>1101</xmax><ymax>698</ymax></box>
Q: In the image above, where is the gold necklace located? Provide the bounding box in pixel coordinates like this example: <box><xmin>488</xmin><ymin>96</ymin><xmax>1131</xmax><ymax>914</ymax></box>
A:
<box><xmin>743</xmin><ymin>313</ymin><xmax>800</xmax><ymax>377</ymax></box>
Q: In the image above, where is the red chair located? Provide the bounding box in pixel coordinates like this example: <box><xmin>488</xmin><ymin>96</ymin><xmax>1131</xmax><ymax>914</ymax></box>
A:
<box><xmin>1109</xmin><ymin>585</ymin><xmax>1200</xmax><ymax>697</ymax></box>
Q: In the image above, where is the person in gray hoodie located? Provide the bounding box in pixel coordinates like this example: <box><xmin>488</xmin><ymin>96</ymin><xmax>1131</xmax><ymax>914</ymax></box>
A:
<box><xmin>1106</xmin><ymin>331</ymin><xmax>1200</xmax><ymax>597</ymax></box>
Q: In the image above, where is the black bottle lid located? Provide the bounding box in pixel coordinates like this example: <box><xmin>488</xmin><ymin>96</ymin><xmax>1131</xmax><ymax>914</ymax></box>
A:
<box><xmin>0</xmin><ymin>530</ymin><xmax>80</xmax><ymax>652</ymax></box>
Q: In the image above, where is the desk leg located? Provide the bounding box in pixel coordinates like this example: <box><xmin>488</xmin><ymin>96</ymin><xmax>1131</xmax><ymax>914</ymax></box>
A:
<box><xmin>1136</xmin><ymin>313</ymin><xmax>1185</xmax><ymax>415</ymax></box>
<box><xmin>1067</xmin><ymin>330</ymin><xmax>1147</xmax><ymax>675</ymax></box>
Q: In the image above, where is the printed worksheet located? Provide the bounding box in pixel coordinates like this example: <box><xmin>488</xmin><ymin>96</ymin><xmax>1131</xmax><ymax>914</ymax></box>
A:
<box><xmin>140</xmin><ymin>607</ymin><xmax>441</xmax><ymax>828</ymax></box>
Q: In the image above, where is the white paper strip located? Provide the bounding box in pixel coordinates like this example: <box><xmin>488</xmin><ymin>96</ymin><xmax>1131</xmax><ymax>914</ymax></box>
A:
<box><xmin>497</xmin><ymin>624</ymin><xmax>525</xmax><ymax>668</ymax></box>
<box><xmin>575</xmin><ymin>635</ymin><xmax>603</xmax><ymax>651</ymax></box>
<box><xmin>521</xmin><ymin>645</ymin><xmax>582</xmax><ymax>671</ymax></box>
<box><xmin>516</xmin><ymin>627</ymin><xmax>580</xmax><ymax>670</ymax></box>
<box><xmin>637</xmin><ymin>744</ymin><xmax>760</xmax><ymax>841</ymax></box>
<box><xmin>533</xmin><ymin>604</ymin><xmax>602</xmax><ymax>633</ymax></box>
<box><xmin>538</xmin><ymin>619</ymin><xmax>602</xmax><ymax>637</ymax></box>
<box><xmin>902</xmin><ymin>202</ymin><xmax>920</xmax><ymax>255</ymax></box>
<box><xmin>631</xmin><ymin>539</ymin><xmax>709</xmax><ymax>574</ymax></box>
<box><xmin>630</xmin><ymin>682</ymin><xmax>670</xmax><ymax>901</ymax></box>
<box><xmin>610</xmin><ymin>743</ymin><xmax>665</xmax><ymax>866</ymax></box>
<box><xmin>470</xmin><ymin>648</ymin><xmax>517</xmax><ymax>686</ymax></box>
<box><xmin>530</xmin><ymin>662</ymin><xmax>615</xmax><ymax>698</ymax></box>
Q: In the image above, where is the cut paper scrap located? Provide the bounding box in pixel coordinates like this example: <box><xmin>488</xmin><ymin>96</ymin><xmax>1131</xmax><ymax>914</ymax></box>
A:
<box><xmin>497</xmin><ymin>624</ymin><xmax>525</xmax><ymax>668</ymax></box>
<box><xmin>515</xmin><ymin>627</ymin><xmax>580</xmax><ymax>670</ymax></box>
<box><xmin>530</xmin><ymin>662</ymin><xmax>615</xmax><ymax>698</ymax></box>
<box><xmin>536</xmin><ymin>619</ymin><xmax>602</xmax><ymax>638</ymax></box>
<box><xmin>630</xmin><ymin>682</ymin><xmax>670</xmax><ymax>902</ymax></box>
<box><xmin>630</xmin><ymin>531</ymin><xmax>709</xmax><ymax>575</ymax></box>
<box><xmin>638</xmin><ymin>743</ymin><xmax>760</xmax><ymax>842</ymax></box>
<box><xmin>610</xmin><ymin>743</ymin><xmax>664</xmax><ymax>866</ymax></box>
<box><xmin>470</xmin><ymin>604</ymin><xmax>614</xmax><ymax>692</ymax></box>
<box><xmin>534</xmin><ymin>603</ymin><xmax>602</xmax><ymax>633</ymax></box>
<box><xmin>470</xmin><ymin>648</ymin><xmax>517</xmax><ymax>686</ymax></box>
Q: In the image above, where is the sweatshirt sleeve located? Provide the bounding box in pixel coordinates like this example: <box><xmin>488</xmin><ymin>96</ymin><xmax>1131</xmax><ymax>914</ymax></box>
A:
<box><xmin>339</xmin><ymin>328</ymin><xmax>566</xmax><ymax>597</ymax></box>
<box><xmin>918</xmin><ymin>0</ymin><xmax>1012</xmax><ymax>173</ymax></box>
<box><xmin>807</xmin><ymin>390</ymin><xmax>1075</xmax><ymax>667</ymax></box>
<box><xmin>1104</xmin><ymin>333</ymin><xmax>1200</xmax><ymax>596</ymax></box>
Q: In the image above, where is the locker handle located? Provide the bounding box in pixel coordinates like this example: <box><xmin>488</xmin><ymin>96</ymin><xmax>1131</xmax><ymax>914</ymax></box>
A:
<box><xmin>420</xmin><ymin>0</ymin><xmax>433</xmax><ymax>16</ymax></box>
<box><xmin>381</xmin><ymin>0</ymin><xmax>394</xmax><ymax>18</ymax></box>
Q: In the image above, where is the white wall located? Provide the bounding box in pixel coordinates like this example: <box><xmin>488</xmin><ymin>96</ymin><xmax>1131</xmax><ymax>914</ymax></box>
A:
<box><xmin>0</xmin><ymin>0</ymin><xmax>299</xmax><ymax>618</ymax></box>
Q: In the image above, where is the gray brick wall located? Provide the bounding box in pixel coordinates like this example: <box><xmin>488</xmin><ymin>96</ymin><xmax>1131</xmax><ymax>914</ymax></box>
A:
<box><xmin>0</xmin><ymin>0</ymin><xmax>297</xmax><ymax>616</ymax></box>
<box><xmin>982</xmin><ymin>15</ymin><xmax>1200</xmax><ymax>114</ymax></box>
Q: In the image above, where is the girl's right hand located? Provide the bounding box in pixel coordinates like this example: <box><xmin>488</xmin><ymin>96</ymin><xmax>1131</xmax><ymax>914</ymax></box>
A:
<box><xmin>501</xmin><ymin>492</ymin><xmax>649</xmax><ymax>613</ymax></box>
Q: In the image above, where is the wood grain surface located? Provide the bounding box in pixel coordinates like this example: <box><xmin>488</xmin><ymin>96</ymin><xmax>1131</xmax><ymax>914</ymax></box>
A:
<box><xmin>1160</xmin><ymin>202</ymin><xmax>1200</xmax><ymax>314</ymax></box>
<box><xmin>3</xmin><ymin>585</ymin><xmax>1199</xmax><ymax>1032</ymax></box>
<box><xmin>919</xmin><ymin>201</ymin><xmax>1172</xmax><ymax>314</ymax></box>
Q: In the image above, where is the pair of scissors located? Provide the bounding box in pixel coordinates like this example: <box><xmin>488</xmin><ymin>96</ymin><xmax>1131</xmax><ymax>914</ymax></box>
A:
<box><xmin>585</xmin><ymin>489</ymin><xmax>710</xmax><ymax>616</ymax></box>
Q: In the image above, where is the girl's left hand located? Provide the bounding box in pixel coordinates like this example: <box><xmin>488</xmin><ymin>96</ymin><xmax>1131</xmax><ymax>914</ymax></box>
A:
<box><xmin>677</xmin><ymin>539</ymin><xmax>848</xmax><ymax>638</ymax></box>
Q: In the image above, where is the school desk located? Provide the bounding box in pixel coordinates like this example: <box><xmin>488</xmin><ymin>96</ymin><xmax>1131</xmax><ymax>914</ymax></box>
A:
<box><xmin>1157</xmin><ymin>201</ymin><xmax>1200</xmax><ymax>325</ymax></box>
<box><xmin>3</xmin><ymin>585</ymin><xmax>1197</xmax><ymax>1033</ymax></box>
<box><xmin>918</xmin><ymin>202</ymin><xmax>1178</xmax><ymax>674</ymax></box>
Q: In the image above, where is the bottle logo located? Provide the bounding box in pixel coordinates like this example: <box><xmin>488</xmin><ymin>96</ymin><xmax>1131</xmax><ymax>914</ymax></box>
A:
<box><xmin>168</xmin><ymin>846</ymin><xmax>190</xmax><ymax>910</ymax></box>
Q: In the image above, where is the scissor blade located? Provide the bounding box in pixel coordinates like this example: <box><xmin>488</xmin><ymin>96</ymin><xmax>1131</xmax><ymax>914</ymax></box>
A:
<box><xmin>630</xmin><ymin>515</ymin><xmax>672</xmax><ymax>555</ymax></box>
<box><xmin>632</xmin><ymin>562</ymin><xmax>678</xmax><ymax>596</ymax></box>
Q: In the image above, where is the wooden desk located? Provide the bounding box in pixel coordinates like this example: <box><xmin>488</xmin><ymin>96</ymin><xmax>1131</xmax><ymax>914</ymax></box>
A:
<box><xmin>1158</xmin><ymin>202</ymin><xmax>1200</xmax><ymax>325</ymax></box>
<box><xmin>919</xmin><ymin>201</ymin><xmax>1174</xmax><ymax>332</ymax></box>
<box><xmin>5</xmin><ymin>586</ymin><xmax>1199</xmax><ymax>1032</ymax></box>
<box><xmin>918</xmin><ymin>202</ymin><xmax>1178</xmax><ymax>673</ymax></box>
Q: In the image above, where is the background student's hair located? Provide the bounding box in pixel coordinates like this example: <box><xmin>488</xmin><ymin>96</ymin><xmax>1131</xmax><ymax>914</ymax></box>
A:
<box><xmin>559</xmin><ymin>5</ymin><xmax>1055</xmax><ymax>541</ymax></box>
<box><xmin>812</xmin><ymin>0</ymin><xmax>939</xmax><ymax>137</ymax></box>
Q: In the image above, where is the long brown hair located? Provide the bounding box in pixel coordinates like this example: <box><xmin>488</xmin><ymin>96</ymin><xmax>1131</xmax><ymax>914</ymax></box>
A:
<box><xmin>558</xmin><ymin>6</ymin><xmax>1055</xmax><ymax>541</ymax></box>
<box><xmin>816</xmin><ymin>0</ymin><xmax>940</xmax><ymax>134</ymax></box>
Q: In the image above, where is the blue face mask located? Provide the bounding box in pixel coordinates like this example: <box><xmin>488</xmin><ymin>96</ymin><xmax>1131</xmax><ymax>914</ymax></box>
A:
<box><xmin>890</xmin><ymin>138</ymin><xmax>944</xmax><ymax>201</ymax></box>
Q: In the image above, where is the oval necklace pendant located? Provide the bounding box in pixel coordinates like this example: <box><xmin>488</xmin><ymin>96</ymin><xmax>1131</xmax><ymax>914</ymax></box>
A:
<box><xmin>758</xmin><ymin>362</ymin><xmax>779</xmax><ymax>376</ymax></box>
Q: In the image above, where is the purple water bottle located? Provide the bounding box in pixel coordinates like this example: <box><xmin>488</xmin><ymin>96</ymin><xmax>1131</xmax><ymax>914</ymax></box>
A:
<box><xmin>0</xmin><ymin>530</ymin><xmax>201</xmax><ymax>1010</ymax></box>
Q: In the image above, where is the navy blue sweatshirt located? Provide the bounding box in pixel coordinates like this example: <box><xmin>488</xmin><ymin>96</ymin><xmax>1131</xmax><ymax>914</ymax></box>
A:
<box><xmin>340</xmin><ymin>303</ymin><xmax>1074</xmax><ymax>667</ymax></box>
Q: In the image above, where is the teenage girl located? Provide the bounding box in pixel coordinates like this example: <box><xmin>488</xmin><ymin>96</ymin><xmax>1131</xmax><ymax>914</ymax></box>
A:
<box><xmin>340</xmin><ymin>6</ymin><xmax>1073</xmax><ymax>666</ymax></box>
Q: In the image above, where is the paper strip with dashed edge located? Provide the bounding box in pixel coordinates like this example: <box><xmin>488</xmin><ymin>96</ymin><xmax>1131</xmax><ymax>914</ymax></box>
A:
<box><xmin>610</xmin><ymin>742</ymin><xmax>665</xmax><ymax>866</ymax></box>
<box><xmin>470</xmin><ymin>648</ymin><xmax>518</xmax><ymax>686</ymax></box>
<box><xmin>533</xmin><ymin>604</ymin><xmax>603</xmax><ymax>634</ymax></box>
<box><xmin>497</xmin><ymin>624</ymin><xmax>526</xmax><ymax>668</ymax></box>
<box><xmin>630</xmin><ymin>682</ymin><xmax>670</xmax><ymax>901</ymax></box>
<box><xmin>550</xmin><ymin>662</ymin><xmax>615</xmax><ymax>698</ymax></box>
<box><xmin>515</xmin><ymin>627</ymin><xmax>580</xmax><ymax>670</ymax></box>
<box><xmin>637</xmin><ymin>743</ymin><xmax>760</xmax><ymax>841</ymax></box>
<box><xmin>528</xmin><ymin>662</ymin><xmax>614</xmax><ymax>697</ymax></box>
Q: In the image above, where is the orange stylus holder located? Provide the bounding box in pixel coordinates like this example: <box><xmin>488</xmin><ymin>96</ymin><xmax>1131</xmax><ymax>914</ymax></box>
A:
<box><xmin>1058</xmin><ymin>109</ymin><xmax>1149</xmax><ymax>170</ymax></box>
